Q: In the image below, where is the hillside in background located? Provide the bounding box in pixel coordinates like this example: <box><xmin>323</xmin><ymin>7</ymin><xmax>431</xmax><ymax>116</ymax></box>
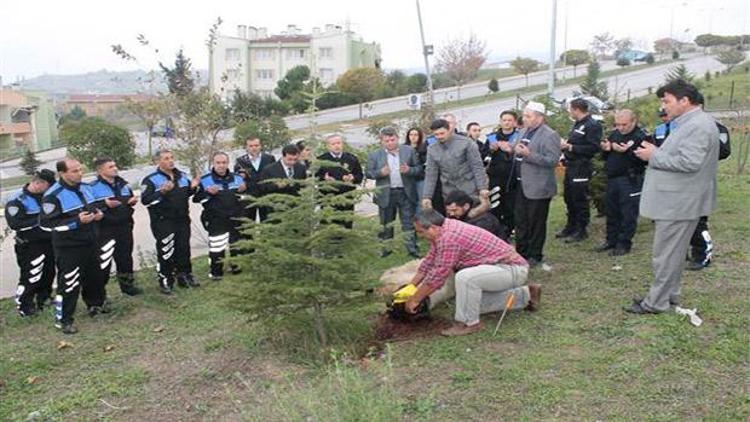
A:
<box><xmin>13</xmin><ymin>69</ymin><xmax>208</xmax><ymax>95</ymax></box>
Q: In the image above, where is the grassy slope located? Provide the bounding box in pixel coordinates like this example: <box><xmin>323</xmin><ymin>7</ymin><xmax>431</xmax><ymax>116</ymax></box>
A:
<box><xmin>2</xmin><ymin>155</ymin><xmax>748</xmax><ymax>421</ymax></box>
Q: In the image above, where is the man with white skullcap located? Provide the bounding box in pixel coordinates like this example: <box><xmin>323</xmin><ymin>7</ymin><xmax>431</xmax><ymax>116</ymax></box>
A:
<box><xmin>512</xmin><ymin>101</ymin><xmax>562</xmax><ymax>268</ymax></box>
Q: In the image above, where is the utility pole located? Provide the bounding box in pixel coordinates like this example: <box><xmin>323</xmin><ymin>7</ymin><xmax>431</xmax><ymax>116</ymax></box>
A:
<box><xmin>561</xmin><ymin>0</ymin><xmax>569</xmax><ymax>82</ymax></box>
<box><xmin>416</xmin><ymin>0</ymin><xmax>435</xmax><ymax>105</ymax></box>
<box><xmin>548</xmin><ymin>0</ymin><xmax>558</xmax><ymax>97</ymax></box>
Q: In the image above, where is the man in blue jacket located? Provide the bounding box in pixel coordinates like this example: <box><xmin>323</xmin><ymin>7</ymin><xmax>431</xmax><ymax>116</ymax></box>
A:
<box><xmin>5</xmin><ymin>169</ymin><xmax>57</xmax><ymax>317</ymax></box>
<box><xmin>141</xmin><ymin>149</ymin><xmax>200</xmax><ymax>294</ymax></box>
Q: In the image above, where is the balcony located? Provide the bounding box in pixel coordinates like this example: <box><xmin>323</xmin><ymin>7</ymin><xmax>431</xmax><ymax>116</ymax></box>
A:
<box><xmin>0</xmin><ymin>122</ymin><xmax>32</xmax><ymax>135</ymax></box>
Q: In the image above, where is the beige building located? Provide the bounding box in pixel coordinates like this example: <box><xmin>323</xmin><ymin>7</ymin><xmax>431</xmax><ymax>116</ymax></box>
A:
<box><xmin>0</xmin><ymin>89</ymin><xmax>59</xmax><ymax>155</ymax></box>
<box><xmin>209</xmin><ymin>24</ymin><xmax>381</xmax><ymax>100</ymax></box>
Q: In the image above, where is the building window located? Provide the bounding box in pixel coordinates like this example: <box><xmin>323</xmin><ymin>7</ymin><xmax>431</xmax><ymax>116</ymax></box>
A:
<box><xmin>256</xmin><ymin>90</ymin><xmax>274</xmax><ymax>98</ymax></box>
<box><xmin>318</xmin><ymin>47</ymin><xmax>333</xmax><ymax>59</ymax></box>
<box><xmin>319</xmin><ymin>68</ymin><xmax>334</xmax><ymax>81</ymax></box>
<box><xmin>225</xmin><ymin>48</ymin><xmax>240</xmax><ymax>61</ymax></box>
<box><xmin>254</xmin><ymin>49</ymin><xmax>275</xmax><ymax>60</ymax></box>
<box><xmin>226</xmin><ymin>69</ymin><xmax>240</xmax><ymax>80</ymax></box>
<box><xmin>255</xmin><ymin>69</ymin><xmax>275</xmax><ymax>80</ymax></box>
<box><xmin>286</xmin><ymin>48</ymin><xmax>307</xmax><ymax>60</ymax></box>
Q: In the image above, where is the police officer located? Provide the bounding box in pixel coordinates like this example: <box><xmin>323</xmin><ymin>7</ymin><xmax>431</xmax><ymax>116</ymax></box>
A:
<box><xmin>686</xmin><ymin>94</ymin><xmax>732</xmax><ymax>270</ymax></box>
<box><xmin>652</xmin><ymin>108</ymin><xmax>671</xmax><ymax>146</ymax></box>
<box><xmin>41</xmin><ymin>158</ymin><xmax>106</xmax><ymax>334</ymax></box>
<box><xmin>90</xmin><ymin>157</ymin><xmax>142</xmax><ymax>295</ymax></box>
<box><xmin>194</xmin><ymin>151</ymin><xmax>247</xmax><ymax>280</ymax></box>
<box><xmin>5</xmin><ymin>169</ymin><xmax>57</xmax><ymax>317</ymax></box>
<box><xmin>141</xmin><ymin>149</ymin><xmax>200</xmax><ymax>294</ymax></box>
<box><xmin>557</xmin><ymin>98</ymin><xmax>603</xmax><ymax>242</ymax></box>
<box><xmin>485</xmin><ymin>110</ymin><xmax>521</xmax><ymax>241</ymax></box>
<box><xmin>597</xmin><ymin>110</ymin><xmax>648</xmax><ymax>256</ymax></box>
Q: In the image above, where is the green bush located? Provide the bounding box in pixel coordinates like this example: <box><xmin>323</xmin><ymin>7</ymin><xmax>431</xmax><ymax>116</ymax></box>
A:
<box><xmin>233</xmin><ymin>116</ymin><xmax>290</xmax><ymax>151</ymax></box>
<box><xmin>61</xmin><ymin>117</ymin><xmax>135</xmax><ymax>169</ymax></box>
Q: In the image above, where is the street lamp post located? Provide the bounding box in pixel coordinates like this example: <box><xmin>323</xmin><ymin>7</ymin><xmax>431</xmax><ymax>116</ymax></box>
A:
<box><xmin>416</xmin><ymin>0</ymin><xmax>435</xmax><ymax>106</ymax></box>
<box><xmin>548</xmin><ymin>0</ymin><xmax>558</xmax><ymax>97</ymax></box>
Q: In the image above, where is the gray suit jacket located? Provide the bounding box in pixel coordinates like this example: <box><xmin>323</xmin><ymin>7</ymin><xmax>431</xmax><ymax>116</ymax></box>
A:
<box><xmin>422</xmin><ymin>134</ymin><xmax>488</xmax><ymax>200</ymax></box>
<box><xmin>640</xmin><ymin>108</ymin><xmax>719</xmax><ymax>220</ymax></box>
<box><xmin>517</xmin><ymin>124</ymin><xmax>561</xmax><ymax>200</ymax></box>
<box><xmin>366</xmin><ymin>145</ymin><xmax>423</xmax><ymax>208</ymax></box>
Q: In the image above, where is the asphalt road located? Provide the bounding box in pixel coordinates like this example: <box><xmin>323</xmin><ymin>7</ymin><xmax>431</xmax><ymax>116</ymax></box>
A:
<box><xmin>0</xmin><ymin>54</ymin><xmax>723</xmax><ymax>299</ymax></box>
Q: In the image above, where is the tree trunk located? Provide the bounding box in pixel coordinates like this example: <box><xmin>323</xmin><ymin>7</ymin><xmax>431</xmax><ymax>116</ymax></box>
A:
<box><xmin>313</xmin><ymin>300</ymin><xmax>328</xmax><ymax>348</ymax></box>
<box><xmin>147</xmin><ymin>125</ymin><xmax>154</xmax><ymax>158</ymax></box>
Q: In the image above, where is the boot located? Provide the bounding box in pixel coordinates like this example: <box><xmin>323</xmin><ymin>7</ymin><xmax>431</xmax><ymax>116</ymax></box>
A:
<box><xmin>159</xmin><ymin>275</ymin><xmax>174</xmax><ymax>295</ymax></box>
<box><xmin>185</xmin><ymin>274</ymin><xmax>200</xmax><ymax>287</ymax></box>
<box><xmin>555</xmin><ymin>226</ymin><xmax>575</xmax><ymax>238</ymax></box>
<box><xmin>118</xmin><ymin>273</ymin><xmax>143</xmax><ymax>296</ymax></box>
<box><xmin>176</xmin><ymin>273</ymin><xmax>190</xmax><ymax>288</ymax></box>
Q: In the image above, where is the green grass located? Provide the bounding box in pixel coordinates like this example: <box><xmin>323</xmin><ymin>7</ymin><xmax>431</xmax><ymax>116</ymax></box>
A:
<box><xmin>1</xmin><ymin>128</ymin><xmax>749</xmax><ymax>421</ymax></box>
<box><xmin>702</xmin><ymin>62</ymin><xmax>750</xmax><ymax>110</ymax></box>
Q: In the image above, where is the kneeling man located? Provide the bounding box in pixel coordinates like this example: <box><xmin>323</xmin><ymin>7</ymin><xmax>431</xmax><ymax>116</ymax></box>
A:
<box><xmin>405</xmin><ymin>209</ymin><xmax>541</xmax><ymax>336</ymax></box>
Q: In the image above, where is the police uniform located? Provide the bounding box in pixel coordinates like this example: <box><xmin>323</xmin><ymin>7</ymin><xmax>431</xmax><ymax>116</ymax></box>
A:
<box><xmin>193</xmin><ymin>169</ymin><xmax>245</xmax><ymax>278</ymax></box>
<box><xmin>688</xmin><ymin>121</ymin><xmax>731</xmax><ymax>269</ymax></box>
<box><xmin>485</xmin><ymin>129</ymin><xmax>519</xmax><ymax>241</ymax></box>
<box><xmin>41</xmin><ymin>180</ymin><xmax>105</xmax><ymax>329</ymax></box>
<box><xmin>602</xmin><ymin>126</ymin><xmax>648</xmax><ymax>253</ymax></box>
<box><xmin>140</xmin><ymin>167</ymin><xmax>197</xmax><ymax>293</ymax></box>
<box><xmin>652</xmin><ymin>121</ymin><xmax>670</xmax><ymax>147</ymax></box>
<box><xmin>5</xmin><ymin>184</ymin><xmax>56</xmax><ymax>316</ymax></box>
<box><xmin>90</xmin><ymin>175</ymin><xmax>141</xmax><ymax>295</ymax></box>
<box><xmin>559</xmin><ymin>114</ymin><xmax>603</xmax><ymax>239</ymax></box>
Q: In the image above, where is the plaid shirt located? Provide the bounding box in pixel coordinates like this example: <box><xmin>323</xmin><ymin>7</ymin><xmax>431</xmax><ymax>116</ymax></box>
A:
<box><xmin>418</xmin><ymin>218</ymin><xmax>528</xmax><ymax>289</ymax></box>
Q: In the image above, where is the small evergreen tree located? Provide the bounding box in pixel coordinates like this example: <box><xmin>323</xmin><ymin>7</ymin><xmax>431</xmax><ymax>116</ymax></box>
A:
<box><xmin>20</xmin><ymin>148</ymin><xmax>42</xmax><ymax>175</ymax></box>
<box><xmin>580</xmin><ymin>61</ymin><xmax>609</xmax><ymax>101</ymax></box>
<box><xmin>159</xmin><ymin>49</ymin><xmax>195</xmax><ymax>97</ymax></box>
<box><xmin>488</xmin><ymin>78</ymin><xmax>499</xmax><ymax>93</ymax></box>
<box><xmin>664</xmin><ymin>64</ymin><xmax>697</xmax><ymax>85</ymax></box>
<box><xmin>231</xmin><ymin>173</ymin><xmax>381</xmax><ymax>348</ymax></box>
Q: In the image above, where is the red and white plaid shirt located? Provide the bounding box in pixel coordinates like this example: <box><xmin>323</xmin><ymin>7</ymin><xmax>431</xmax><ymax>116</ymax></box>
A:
<box><xmin>418</xmin><ymin>218</ymin><xmax>527</xmax><ymax>289</ymax></box>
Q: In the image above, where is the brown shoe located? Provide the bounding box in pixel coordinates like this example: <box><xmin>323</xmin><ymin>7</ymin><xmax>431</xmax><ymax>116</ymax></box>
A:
<box><xmin>525</xmin><ymin>283</ymin><xmax>542</xmax><ymax>312</ymax></box>
<box><xmin>440</xmin><ymin>321</ymin><xmax>484</xmax><ymax>337</ymax></box>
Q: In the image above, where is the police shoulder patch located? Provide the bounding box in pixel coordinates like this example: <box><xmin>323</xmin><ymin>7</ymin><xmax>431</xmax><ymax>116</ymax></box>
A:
<box><xmin>43</xmin><ymin>202</ymin><xmax>56</xmax><ymax>214</ymax></box>
<box><xmin>7</xmin><ymin>206</ymin><xmax>19</xmax><ymax>216</ymax></box>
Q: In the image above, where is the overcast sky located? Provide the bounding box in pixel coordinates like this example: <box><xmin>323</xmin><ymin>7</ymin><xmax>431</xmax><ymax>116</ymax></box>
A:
<box><xmin>1</xmin><ymin>0</ymin><xmax>748</xmax><ymax>81</ymax></box>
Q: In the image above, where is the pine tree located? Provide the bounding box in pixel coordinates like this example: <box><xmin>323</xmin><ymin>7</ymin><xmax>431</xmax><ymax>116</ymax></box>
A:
<box><xmin>664</xmin><ymin>64</ymin><xmax>696</xmax><ymax>84</ymax></box>
<box><xmin>488</xmin><ymin>78</ymin><xmax>499</xmax><ymax>93</ymax></box>
<box><xmin>231</xmin><ymin>173</ymin><xmax>381</xmax><ymax>348</ymax></box>
<box><xmin>580</xmin><ymin>61</ymin><xmax>609</xmax><ymax>101</ymax></box>
<box><xmin>159</xmin><ymin>49</ymin><xmax>195</xmax><ymax>97</ymax></box>
<box><xmin>20</xmin><ymin>148</ymin><xmax>42</xmax><ymax>175</ymax></box>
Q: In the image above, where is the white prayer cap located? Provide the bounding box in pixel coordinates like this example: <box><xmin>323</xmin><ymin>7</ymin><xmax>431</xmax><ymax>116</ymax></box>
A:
<box><xmin>525</xmin><ymin>101</ymin><xmax>546</xmax><ymax>115</ymax></box>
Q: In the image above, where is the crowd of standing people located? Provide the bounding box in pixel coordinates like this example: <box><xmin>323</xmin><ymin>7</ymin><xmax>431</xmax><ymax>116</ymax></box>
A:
<box><xmin>5</xmin><ymin>78</ymin><xmax>727</xmax><ymax>336</ymax></box>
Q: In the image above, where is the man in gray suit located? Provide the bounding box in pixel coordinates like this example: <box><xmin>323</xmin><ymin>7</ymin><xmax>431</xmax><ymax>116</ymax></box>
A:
<box><xmin>513</xmin><ymin>101</ymin><xmax>562</xmax><ymax>267</ymax></box>
<box><xmin>626</xmin><ymin>80</ymin><xmax>719</xmax><ymax>314</ymax></box>
<box><xmin>421</xmin><ymin>119</ymin><xmax>489</xmax><ymax>210</ymax></box>
<box><xmin>367</xmin><ymin>127</ymin><xmax>424</xmax><ymax>257</ymax></box>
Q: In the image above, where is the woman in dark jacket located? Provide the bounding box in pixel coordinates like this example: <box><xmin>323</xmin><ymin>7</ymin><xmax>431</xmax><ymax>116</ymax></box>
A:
<box><xmin>404</xmin><ymin>127</ymin><xmax>441</xmax><ymax>214</ymax></box>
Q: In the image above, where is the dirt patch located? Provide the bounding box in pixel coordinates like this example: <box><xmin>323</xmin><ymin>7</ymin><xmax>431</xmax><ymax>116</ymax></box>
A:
<box><xmin>373</xmin><ymin>313</ymin><xmax>453</xmax><ymax>343</ymax></box>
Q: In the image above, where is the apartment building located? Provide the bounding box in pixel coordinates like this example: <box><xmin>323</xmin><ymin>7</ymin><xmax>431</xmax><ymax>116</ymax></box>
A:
<box><xmin>209</xmin><ymin>24</ymin><xmax>381</xmax><ymax>100</ymax></box>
